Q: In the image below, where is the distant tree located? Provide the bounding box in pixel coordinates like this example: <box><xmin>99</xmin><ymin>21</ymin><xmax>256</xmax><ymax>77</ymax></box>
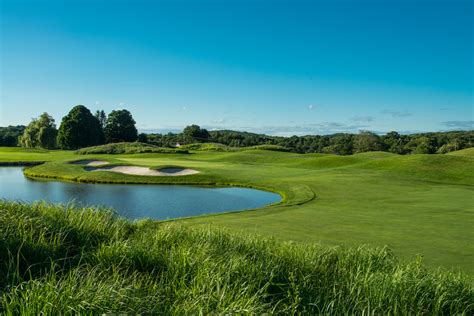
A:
<box><xmin>104</xmin><ymin>109</ymin><xmax>138</xmax><ymax>143</ymax></box>
<box><xmin>405</xmin><ymin>136</ymin><xmax>436</xmax><ymax>154</ymax></box>
<box><xmin>95</xmin><ymin>110</ymin><xmax>107</xmax><ymax>129</ymax></box>
<box><xmin>183</xmin><ymin>124</ymin><xmax>210</xmax><ymax>143</ymax></box>
<box><xmin>138</xmin><ymin>133</ymin><xmax>148</xmax><ymax>143</ymax></box>
<box><xmin>57</xmin><ymin>105</ymin><xmax>105</xmax><ymax>149</ymax></box>
<box><xmin>322</xmin><ymin>134</ymin><xmax>353</xmax><ymax>155</ymax></box>
<box><xmin>19</xmin><ymin>113</ymin><xmax>58</xmax><ymax>149</ymax></box>
<box><xmin>437</xmin><ymin>142</ymin><xmax>460</xmax><ymax>154</ymax></box>
<box><xmin>0</xmin><ymin>125</ymin><xmax>25</xmax><ymax>147</ymax></box>
<box><xmin>19</xmin><ymin>122</ymin><xmax>40</xmax><ymax>148</ymax></box>
<box><xmin>382</xmin><ymin>131</ymin><xmax>407</xmax><ymax>154</ymax></box>
<box><xmin>353</xmin><ymin>131</ymin><xmax>384</xmax><ymax>153</ymax></box>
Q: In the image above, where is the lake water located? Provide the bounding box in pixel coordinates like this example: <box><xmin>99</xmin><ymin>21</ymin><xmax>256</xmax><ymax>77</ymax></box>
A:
<box><xmin>0</xmin><ymin>167</ymin><xmax>280</xmax><ymax>220</ymax></box>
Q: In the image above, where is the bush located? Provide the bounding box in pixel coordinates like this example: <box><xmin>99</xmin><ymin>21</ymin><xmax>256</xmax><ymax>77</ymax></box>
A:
<box><xmin>180</xmin><ymin>142</ymin><xmax>236</xmax><ymax>151</ymax></box>
<box><xmin>246</xmin><ymin>145</ymin><xmax>291</xmax><ymax>152</ymax></box>
<box><xmin>75</xmin><ymin>142</ymin><xmax>188</xmax><ymax>154</ymax></box>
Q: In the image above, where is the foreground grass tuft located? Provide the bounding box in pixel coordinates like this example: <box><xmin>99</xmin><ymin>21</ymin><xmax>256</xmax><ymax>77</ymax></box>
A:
<box><xmin>0</xmin><ymin>201</ymin><xmax>472</xmax><ymax>314</ymax></box>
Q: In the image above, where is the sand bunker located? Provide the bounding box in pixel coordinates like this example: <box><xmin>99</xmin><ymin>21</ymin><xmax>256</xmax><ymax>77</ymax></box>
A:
<box><xmin>72</xmin><ymin>160</ymin><xmax>109</xmax><ymax>166</ymax></box>
<box><xmin>87</xmin><ymin>165</ymin><xmax>199</xmax><ymax>176</ymax></box>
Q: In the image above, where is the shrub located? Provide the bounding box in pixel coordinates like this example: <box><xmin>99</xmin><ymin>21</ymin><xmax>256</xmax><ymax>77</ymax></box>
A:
<box><xmin>75</xmin><ymin>142</ymin><xmax>188</xmax><ymax>154</ymax></box>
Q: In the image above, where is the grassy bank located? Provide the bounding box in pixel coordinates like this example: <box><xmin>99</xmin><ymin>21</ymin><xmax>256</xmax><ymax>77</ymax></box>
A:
<box><xmin>0</xmin><ymin>146</ymin><xmax>473</xmax><ymax>275</ymax></box>
<box><xmin>1</xmin><ymin>201</ymin><xmax>472</xmax><ymax>314</ymax></box>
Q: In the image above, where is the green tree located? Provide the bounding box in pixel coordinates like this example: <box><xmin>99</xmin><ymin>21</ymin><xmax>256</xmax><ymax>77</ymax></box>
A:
<box><xmin>0</xmin><ymin>126</ymin><xmax>25</xmax><ymax>147</ymax></box>
<box><xmin>437</xmin><ymin>142</ymin><xmax>459</xmax><ymax>154</ymax></box>
<box><xmin>382</xmin><ymin>131</ymin><xmax>408</xmax><ymax>154</ymax></box>
<box><xmin>57</xmin><ymin>105</ymin><xmax>105</xmax><ymax>149</ymax></box>
<box><xmin>322</xmin><ymin>134</ymin><xmax>353</xmax><ymax>155</ymax></box>
<box><xmin>405</xmin><ymin>136</ymin><xmax>436</xmax><ymax>154</ymax></box>
<box><xmin>95</xmin><ymin>110</ymin><xmax>107</xmax><ymax>129</ymax></box>
<box><xmin>183</xmin><ymin>124</ymin><xmax>210</xmax><ymax>143</ymax></box>
<box><xmin>353</xmin><ymin>131</ymin><xmax>383</xmax><ymax>153</ymax></box>
<box><xmin>104</xmin><ymin>109</ymin><xmax>138</xmax><ymax>143</ymax></box>
<box><xmin>19</xmin><ymin>113</ymin><xmax>57</xmax><ymax>149</ymax></box>
<box><xmin>138</xmin><ymin>133</ymin><xmax>148</xmax><ymax>143</ymax></box>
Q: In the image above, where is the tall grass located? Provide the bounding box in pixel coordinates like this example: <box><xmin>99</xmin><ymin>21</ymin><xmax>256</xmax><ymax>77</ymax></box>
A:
<box><xmin>0</xmin><ymin>200</ymin><xmax>472</xmax><ymax>314</ymax></box>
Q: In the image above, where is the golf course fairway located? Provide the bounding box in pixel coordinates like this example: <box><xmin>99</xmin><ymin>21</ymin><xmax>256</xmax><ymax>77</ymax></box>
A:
<box><xmin>1</xmin><ymin>146</ymin><xmax>473</xmax><ymax>275</ymax></box>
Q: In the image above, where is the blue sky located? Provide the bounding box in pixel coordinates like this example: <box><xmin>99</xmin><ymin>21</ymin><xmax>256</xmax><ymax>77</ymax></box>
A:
<box><xmin>1</xmin><ymin>0</ymin><xmax>472</xmax><ymax>135</ymax></box>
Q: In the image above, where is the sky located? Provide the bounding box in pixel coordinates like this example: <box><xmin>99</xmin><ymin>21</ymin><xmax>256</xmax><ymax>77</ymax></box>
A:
<box><xmin>0</xmin><ymin>0</ymin><xmax>472</xmax><ymax>136</ymax></box>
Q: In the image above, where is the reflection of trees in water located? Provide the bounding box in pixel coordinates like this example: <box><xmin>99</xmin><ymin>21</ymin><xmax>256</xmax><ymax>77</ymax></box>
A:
<box><xmin>2</xmin><ymin>167</ymin><xmax>280</xmax><ymax>220</ymax></box>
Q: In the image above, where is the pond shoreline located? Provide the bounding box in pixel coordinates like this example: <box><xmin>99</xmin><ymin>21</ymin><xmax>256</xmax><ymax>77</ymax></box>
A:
<box><xmin>21</xmin><ymin>161</ymin><xmax>289</xmax><ymax>204</ymax></box>
<box><xmin>1</xmin><ymin>166</ymin><xmax>282</xmax><ymax>220</ymax></box>
<box><xmin>0</xmin><ymin>161</ymin><xmax>45</xmax><ymax>166</ymax></box>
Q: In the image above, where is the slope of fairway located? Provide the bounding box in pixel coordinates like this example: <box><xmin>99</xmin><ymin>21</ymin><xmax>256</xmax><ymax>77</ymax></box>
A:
<box><xmin>358</xmin><ymin>154</ymin><xmax>474</xmax><ymax>185</ymax></box>
<box><xmin>448</xmin><ymin>147</ymin><xmax>474</xmax><ymax>157</ymax></box>
<box><xmin>0</xmin><ymin>147</ymin><xmax>473</xmax><ymax>275</ymax></box>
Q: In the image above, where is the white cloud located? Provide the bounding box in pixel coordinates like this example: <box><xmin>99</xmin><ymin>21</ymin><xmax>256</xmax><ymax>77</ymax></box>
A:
<box><xmin>211</xmin><ymin>118</ymin><xmax>225</xmax><ymax>124</ymax></box>
<box><xmin>200</xmin><ymin>122</ymin><xmax>370</xmax><ymax>136</ymax></box>
<box><xmin>352</xmin><ymin>115</ymin><xmax>375</xmax><ymax>123</ymax></box>
<box><xmin>307</xmin><ymin>104</ymin><xmax>316</xmax><ymax>110</ymax></box>
<box><xmin>441</xmin><ymin>120</ymin><xmax>473</xmax><ymax>129</ymax></box>
<box><xmin>380</xmin><ymin>109</ymin><xmax>412</xmax><ymax>117</ymax></box>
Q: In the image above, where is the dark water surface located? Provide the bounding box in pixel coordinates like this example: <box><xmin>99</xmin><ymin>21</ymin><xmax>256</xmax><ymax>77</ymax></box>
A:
<box><xmin>0</xmin><ymin>167</ymin><xmax>280</xmax><ymax>220</ymax></box>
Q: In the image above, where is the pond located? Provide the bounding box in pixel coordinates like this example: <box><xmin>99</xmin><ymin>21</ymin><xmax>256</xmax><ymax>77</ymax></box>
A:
<box><xmin>0</xmin><ymin>167</ymin><xmax>281</xmax><ymax>220</ymax></box>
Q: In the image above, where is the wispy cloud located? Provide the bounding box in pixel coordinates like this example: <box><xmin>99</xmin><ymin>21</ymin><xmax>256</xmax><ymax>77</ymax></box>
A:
<box><xmin>211</xmin><ymin>118</ymin><xmax>225</xmax><ymax>124</ymax></box>
<box><xmin>307</xmin><ymin>104</ymin><xmax>316</xmax><ymax>110</ymax></box>
<box><xmin>197</xmin><ymin>122</ymin><xmax>370</xmax><ymax>136</ymax></box>
<box><xmin>257</xmin><ymin>122</ymin><xmax>370</xmax><ymax>136</ymax></box>
<box><xmin>380</xmin><ymin>109</ymin><xmax>412</xmax><ymax>118</ymax></box>
<box><xmin>441</xmin><ymin>120</ymin><xmax>473</xmax><ymax>129</ymax></box>
<box><xmin>352</xmin><ymin>115</ymin><xmax>375</xmax><ymax>123</ymax></box>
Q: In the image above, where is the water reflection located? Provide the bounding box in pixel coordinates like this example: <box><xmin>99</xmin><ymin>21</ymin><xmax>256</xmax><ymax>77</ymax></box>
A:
<box><xmin>1</xmin><ymin>167</ymin><xmax>280</xmax><ymax>220</ymax></box>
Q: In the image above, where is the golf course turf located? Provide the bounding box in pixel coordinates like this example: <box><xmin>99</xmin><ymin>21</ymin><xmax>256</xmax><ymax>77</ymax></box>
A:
<box><xmin>1</xmin><ymin>146</ymin><xmax>473</xmax><ymax>313</ymax></box>
<box><xmin>1</xmin><ymin>146</ymin><xmax>473</xmax><ymax>275</ymax></box>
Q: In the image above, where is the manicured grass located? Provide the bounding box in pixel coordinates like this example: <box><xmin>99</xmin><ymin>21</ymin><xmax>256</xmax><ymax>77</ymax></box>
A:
<box><xmin>448</xmin><ymin>147</ymin><xmax>474</xmax><ymax>157</ymax></box>
<box><xmin>0</xmin><ymin>147</ymin><xmax>473</xmax><ymax>276</ymax></box>
<box><xmin>1</xmin><ymin>201</ymin><xmax>472</xmax><ymax>314</ymax></box>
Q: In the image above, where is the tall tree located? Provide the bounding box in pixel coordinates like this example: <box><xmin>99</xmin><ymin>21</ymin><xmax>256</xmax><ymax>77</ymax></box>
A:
<box><xmin>57</xmin><ymin>105</ymin><xmax>105</xmax><ymax>149</ymax></box>
<box><xmin>19</xmin><ymin>113</ymin><xmax>58</xmax><ymax>149</ymax></box>
<box><xmin>183</xmin><ymin>124</ymin><xmax>210</xmax><ymax>143</ymax></box>
<box><xmin>95</xmin><ymin>110</ymin><xmax>107</xmax><ymax>129</ymax></box>
<box><xmin>104</xmin><ymin>109</ymin><xmax>138</xmax><ymax>143</ymax></box>
<box><xmin>353</xmin><ymin>131</ymin><xmax>383</xmax><ymax>153</ymax></box>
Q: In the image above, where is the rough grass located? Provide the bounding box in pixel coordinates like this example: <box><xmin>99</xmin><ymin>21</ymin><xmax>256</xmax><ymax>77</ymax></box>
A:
<box><xmin>0</xmin><ymin>201</ymin><xmax>472</xmax><ymax>314</ymax></box>
<box><xmin>245</xmin><ymin>144</ymin><xmax>291</xmax><ymax>151</ymax></box>
<box><xmin>180</xmin><ymin>142</ymin><xmax>236</xmax><ymax>151</ymax></box>
<box><xmin>75</xmin><ymin>142</ymin><xmax>189</xmax><ymax>155</ymax></box>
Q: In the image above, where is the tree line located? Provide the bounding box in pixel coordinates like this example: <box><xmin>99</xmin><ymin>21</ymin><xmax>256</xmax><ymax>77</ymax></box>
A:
<box><xmin>7</xmin><ymin>105</ymin><xmax>138</xmax><ymax>149</ymax></box>
<box><xmin>142</xmin><ymin>128</ymin><xmax>473</xmax><ymax>155</ymax></box>
<box><xmin>1</xmin><ymin>105</ymin><xmax>472</xmax><ymax>154</ymax></box>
